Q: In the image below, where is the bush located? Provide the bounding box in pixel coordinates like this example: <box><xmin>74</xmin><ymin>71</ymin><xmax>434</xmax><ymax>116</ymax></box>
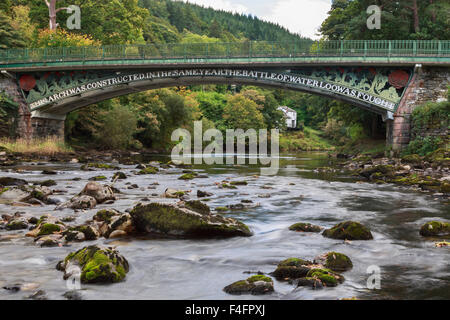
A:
<box><xmin>95</xmin><ymin>104</ymin><xmax>138</xmax><ymax>150</ymax></box>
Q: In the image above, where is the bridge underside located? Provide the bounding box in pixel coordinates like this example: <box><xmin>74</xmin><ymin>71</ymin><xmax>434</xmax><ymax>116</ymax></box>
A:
<box><xmin>19</xmin><ymin>66</ymin><xmax>412</xmax><ymax>120</ymax></box>
<box><xmin>10</xmin><ymin>64</ymin><xmax>441</xmax><ymax>151</ymax></box>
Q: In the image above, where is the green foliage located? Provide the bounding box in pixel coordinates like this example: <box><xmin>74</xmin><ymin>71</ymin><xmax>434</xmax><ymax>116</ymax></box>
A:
<box><xmin>320</xmin><ymin>0</ymin><xmax>450</xmax><ymax>40</ymax></box>
<box><xmin>406</xmin><ymin>96</ymin><xmax>450</xmax><ymax>156</ymax></box>
<box><xmin>223</xmin><ymin>94</ymin><xmax>265</xmax><ymax>130</ymax></box>
<box><xmin>0</xmin><ymin>92</ymin><xmax>18</xmax><ymax>138</ymax></box>
<box><xmin>0</xmin><ymin>10</ymin><xmax>27</xmax><ymax>49</ymax></box>
<box><xmin>94</xmin><ymin>103</ymin><xmax>138</xmax><ymax>150</ymax></box>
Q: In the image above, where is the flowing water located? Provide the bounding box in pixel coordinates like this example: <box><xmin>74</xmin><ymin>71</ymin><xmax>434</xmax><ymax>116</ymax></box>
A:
<box><xmin>0</xmin><ymin>152</ymin><xmax>449</xmax><ymax>300</ymax></box>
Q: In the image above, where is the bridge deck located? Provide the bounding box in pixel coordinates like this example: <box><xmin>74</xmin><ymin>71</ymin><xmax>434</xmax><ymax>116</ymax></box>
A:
<box><xmin>1</xmin><ymin>40</ymin><xmax>450</xmax><ymax>71</ymax></box>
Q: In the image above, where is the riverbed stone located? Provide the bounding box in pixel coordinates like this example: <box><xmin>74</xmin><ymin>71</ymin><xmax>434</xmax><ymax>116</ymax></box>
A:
<box><xmin>0</xmin><ymin>177</ymin><xmax>27</xmax><ymax>186</ymax></box>
<box><xmin>305</xmin><ymin>268</ymin><xmax>345</xmax><ymax>287</ymax></box>
<box><xmin>322</xmin><ymin>221</ymin><xmax>373</xmax><ymax>240</ymax></box>
<box><xmin>56</xmin><ymin>245</ymin><xmax>129</xmax><ymax>284</ymax></box>
<box><xmin>289</xmin><ymin>222</ymin><xmax>323</xmax><ymax>233</ymax></box>
<box><xmin>80</xmin><ymin>182</ymin><xmax>115</xmax><ymax>204</ymax></box>
<box><xmin>272</xmin><ymin>258</ymin><xmax>313</xmax><ymax>280</ymax></box>
<box><xmin>60</xmin><ymin>195</ymin><xmax>97</xmax><ymax>210</ymax></box>
<box><xmin>5</xmin><ymin>218</ymin><xmax>28</xmax><ymax>230</ymax></box>
<box><xmin>223</xmin><ymin>275</ymin><xmax>274</xmax><ymax>295</ymax></box>
<box><xmin>314</xmin><ymin>252</ymin><xmax>353</xmax><ymax>272</ymax></box>
<box><xmin>419</xmin><ymin>221</ymin><xmax>450</xmax><ymax>237</ymax></box>
<box><xmin>130</xmin><ymin>201</ymin><xmax>252</xmax><ymax>238</ymax></box>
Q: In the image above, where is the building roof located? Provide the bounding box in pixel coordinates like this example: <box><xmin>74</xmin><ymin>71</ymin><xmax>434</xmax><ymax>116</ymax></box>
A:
<box><xmin>277</xmin><ymin>106</ymin><xmax>297</xmax><ymax>114</ymax></box>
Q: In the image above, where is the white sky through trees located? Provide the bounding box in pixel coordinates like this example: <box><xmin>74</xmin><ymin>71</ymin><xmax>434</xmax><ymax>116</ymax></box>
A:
<box><xmin>177</xmin><ymin>0</ymin><xmax>332</xmax><ymax>39</ymax></box>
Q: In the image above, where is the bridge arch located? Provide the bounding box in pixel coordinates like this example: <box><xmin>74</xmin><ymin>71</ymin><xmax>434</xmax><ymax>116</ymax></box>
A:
<box><xmin>21</xmin><ymin>66</ymin><xmax>412</xmax><ymax>121</ymax></box>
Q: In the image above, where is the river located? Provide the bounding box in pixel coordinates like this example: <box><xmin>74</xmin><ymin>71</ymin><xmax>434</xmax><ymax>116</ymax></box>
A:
<box><xmin>0</xmin><ymin>152</ymin><xmax>449</xmax><ymax>300</ymax></box>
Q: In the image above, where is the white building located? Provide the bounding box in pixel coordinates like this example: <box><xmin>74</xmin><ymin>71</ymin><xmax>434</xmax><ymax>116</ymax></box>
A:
<box><xmin>277</xmin><ymin>106</ymin><xmax>297</xmax><ymax>129</ymax></box>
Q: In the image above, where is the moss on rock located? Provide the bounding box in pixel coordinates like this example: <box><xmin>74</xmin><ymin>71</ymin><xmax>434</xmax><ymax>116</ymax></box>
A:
<box><xmin>419</xmin><ymin>221</ymin><xmax>450</xmax><ymax>237</ymax></box>
<box><xmin>289</xmin><ymin>222</ymin><xmax>322</xmax><ymax>233</ymax></box>
<box><xmin>272</xmin><ymin>258</ymin><xmax>312</xmax><ymax>280</ymax></box>
<box><xmin>37</xmin><ymin>223</ymin><xmax>62</xmax><ymax>236</ymax></box>
<box><xmin>223</xmin><ymin>275</ymin><xmax>274</xmax><ymax>295</ymax></box>
<box><xmin>57</xmin><ymin>245</ymin><xmax>129</xmax><ymax>284</ymax></box>
<box><xmin>130</xmin><ymin>202</ymin><xmax>252</xmax><ymax>238</ymax></box>
<box><xmin>178</xmin><ymin>173</ymin><xmax>198</xmax><ymax>180</ymax></box>
<box><xmin>138</xmin><ymin>167</ymin><xmax>159</xmax><ymax>175</ymax></box>
<box><xmin>315</xmin><ymin>252</ymin><xmax>353</xmax><ymax>272</ymax></box>
<box><xmin>322</xmin><ymin>221</ymin><xmax>373</xmax><ymax>240</ymax></box>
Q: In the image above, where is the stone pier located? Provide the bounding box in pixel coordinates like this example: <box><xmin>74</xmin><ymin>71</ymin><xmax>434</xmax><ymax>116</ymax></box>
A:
<box><xmin>392</xmin><ymin>66</ymin><xmax>450</xmax><ymax>151</ymax></box>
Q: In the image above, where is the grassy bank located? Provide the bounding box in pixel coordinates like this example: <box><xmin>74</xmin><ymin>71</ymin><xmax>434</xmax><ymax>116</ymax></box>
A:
<box><xmin>335</xmin><ymin>139</ymin><xmax>387</xmax><ymax>157</ymax></box>
<box><xmin>279</xmin><ymin>127</ymin><xmax>334</xmax><ymax>152</ymax></box>
<box><xmin>0</xmin><ymin>137</ymin><xmax>72</xmax><ymax>155</ymax></box>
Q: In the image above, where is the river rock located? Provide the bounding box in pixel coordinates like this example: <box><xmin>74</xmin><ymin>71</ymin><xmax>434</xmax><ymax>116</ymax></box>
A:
<box><xmin>130</xmin><ymin>201</ymin><xmax>252</xmax><ymax>238</ymax></box>
<box><xmin>26</xmin><ymin>215</ymin><xmax>66</xmax><ymax>238</ymax></box>
<box><xmin>58</xmin><ymin>195</ymin><xmax>97</xmax><ymax>210</ymax></box>
<box><xmin>5</xmin><ymin>218</ymin><xmax>29</xmax><ymax>230</ymax></box>
<box><xmin>303</xmin><ymin>268</ymin><xmax>345</xmax><ymax>288</ymax></box>
<box><xmin>197</xmin><ymin>190</ymin><xmax>213</xmax><ymax>198</ymax></box>
<box><xmin>80</xmin><ymin>182</ymin><xmax>115</xmax><ymax>204</ymax></box>
<box><xmin>56</xmin><ymin>245</ymin><xmax>129</xmax><ymax>284</ymax></box>
<box><xmin>314</xmin><ymin>252</ymin><xmax>353</xmax><ymax>272</ymax></box>
<box><xmin>272</xmin><ymin>258</ymin><xmax>313</xmax><ymax>281</ymax></box>
<box><xmin>0</xmin><ymin>187</ymin><xmax>29</xmax><ymax>203</ymax></box>
<box><xmin>223</xmin><ymin>275</ymin><xmax>274</xmax><ymax>295</ymax></box>
<box><xmin>289</xmin><ymin>222</ymin><xmax>323</xmax><ymax>233</ymax></box>
<box><xmin>322</xmin><ymin>221</ymin><xmax>373</xmax><ymax>240</ymax></box>
<box><xmin>164</xmin><ymin>188</ymin><xmax>187</xmax><ymax>198</ymax></box>
<box><xmin>419</xmin><ymin>221</ymin><xmax>450</xmax><ymax>237</ymax></box>
<box><xmin>0</xmin><ymin>177</ymin><xmax>27</xmax><ymax>186</ymax></box>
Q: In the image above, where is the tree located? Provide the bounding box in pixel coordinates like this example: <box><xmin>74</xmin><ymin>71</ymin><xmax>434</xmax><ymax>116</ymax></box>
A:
<box><xmin>43</xmin><ymin>0</ymin><xmax>68</xmax><ymax>30</ymax></box>
<box><xmin>0</xmin><ymin>11</ymin><xmax>27</xmax><ymax>49</ymax></box>
<box><xmin>223</xmin><ymin>94</ymin><xmax>265</xmax><ymax>130</ymax></box>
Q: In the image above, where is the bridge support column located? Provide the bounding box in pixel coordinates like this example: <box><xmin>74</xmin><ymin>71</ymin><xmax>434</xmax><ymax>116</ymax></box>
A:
<box><xmin>0</xmin><ymin>73</ymin><xmax>32</xmax><ymax>139</ymax></box>
<box><xmin>392</xmin><ymin>66</ymin><xmax>450</xmax><ymax>152</ymax></box>
<box><xmin>30</xmin><ymin>112</ymin><xmax>66</xmax><ymax>139</ymax></box>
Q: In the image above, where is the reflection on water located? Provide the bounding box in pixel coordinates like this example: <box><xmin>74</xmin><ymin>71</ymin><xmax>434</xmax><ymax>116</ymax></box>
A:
<box><xmin>0</xmin><ymin>152</ymin><xmax>448</xmax><ymax>300</ymax></box>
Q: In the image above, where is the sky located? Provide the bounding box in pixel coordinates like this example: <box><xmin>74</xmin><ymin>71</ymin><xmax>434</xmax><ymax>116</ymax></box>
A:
<box><xmin>178</xmin><ymin>0</ymin><xmax>332</xmax><ymax>39</ymax></box>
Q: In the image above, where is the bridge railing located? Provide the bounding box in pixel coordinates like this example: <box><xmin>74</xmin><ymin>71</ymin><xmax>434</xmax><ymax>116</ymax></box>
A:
<box><xmin>0</xmin><ymin>40</ymin><xmax>449</xmax><ymax>65</ymax></box>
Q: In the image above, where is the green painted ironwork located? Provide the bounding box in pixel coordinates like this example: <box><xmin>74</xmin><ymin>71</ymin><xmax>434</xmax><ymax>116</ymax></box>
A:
<box><xmin>0</xmin><ymin>40</ymin><xmax>449</xmax><ymax>67</ymax></box>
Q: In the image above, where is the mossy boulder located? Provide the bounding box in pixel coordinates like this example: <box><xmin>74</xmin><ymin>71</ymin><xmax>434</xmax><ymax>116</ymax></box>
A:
<box><xmin>272</xmin><ymin>258</ymin><xmax>312</xmax><ymax>280</ymax></box>
<box><xmin>305</xmin><ymin>268</ymin><xmax>344</xmax><ymax>287</ymax></box>
<box><xmin>401</xmin><ymin>154</ymin><xmax>422</xmax><ymax>165</ymax></box>
<box><xmin>137</xmin><ymin>167</ymin><xmax>159</xmax><ymax>175</ymax></box>
<box><xmin>221</xmin><ymin>183</ymin><xmax>237</xmax><ymax>189</ymax></box>
<box><xmin>323</xmin><ymin>221</ymin><xmax>373</xmax><ymax>240</ymax></box>
<box><xmin>178</xmin><ymin>173</ymin><xmax>198</xmax><ymax>180</ymax></box>
<box><xmin>289</xmin><ymin>222</ymin><xmax>322</xmax><ymax>233</ymax></box>
<box><xmin>223</xmin><ymin>275</ymin><xmax>274</xmax><ymax>295</ymax></box>
<box><xmin>130</xmin><ymin>202</ymin><xmax>252</xmax><ymax>238</ymax></box>
<box><xmin>39</xmin><ymin>180</ymin><xmax>57</xmax><ymax>187</ymax></box>
<box><xmin>89</xmin><ymin>176</ymin><xmax>107</xmax><ymax>181</ymax></box>
<box><xmin>26</xmin><ymin>216</ymin><xmax>66</xmax><ymax>238</ymax></box>
<box><xmin>359</xmin><ymin>165</ymin><xmax>395</xmax><ymax>179</ymax></box>
<box><xmin>37</xmin><ymin>223</ymin><xmax>63</xmax><ymax>236</ymax></box>
<box><xmin>229</xmin><ymin>181</ymin><xmax>248</xmax><ymax>186</ymax></box>
<box><xmin>56</xmin><ymin>245</ymin><xmax>129</xmax><ymax>284</ymax></box>
<box><xmin>112</xmin><ymin>172</ymin><xmax>127</xmax><ymax>181</ymax></box>
<box><xmin>314</xmin><ymin>252</ymin><xmax>353</xmax><ymax>272</ymax></box>
<box><xmin>94</xmin><ymin>209</ymin><xmax>120</xmax><ymax>224</ymax></box>
<box><xmin>419</xmin><ymin>221</ymin><xmax>450</xmax><ymax>237</ymax></box>
<box><xmin>0</xmin><ymin>177</ymin><xmax>27</xmax><ymax>186</ymax></box>
<box><xmin>81</xmin><ymin>163</ymin><xmax>120</xmax><ymax>171</ymax></box>
<box><xmin>5</xmin><ymin>219</ymin><xmax>28</xmax><ymax>230</ymax></box>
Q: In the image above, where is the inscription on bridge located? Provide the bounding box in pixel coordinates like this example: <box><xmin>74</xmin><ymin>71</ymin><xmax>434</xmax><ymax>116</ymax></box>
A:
<box><xmin>19</xmin><ymin>67</ymin><xmax>411</xmax><ymax>112</ymax></box>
